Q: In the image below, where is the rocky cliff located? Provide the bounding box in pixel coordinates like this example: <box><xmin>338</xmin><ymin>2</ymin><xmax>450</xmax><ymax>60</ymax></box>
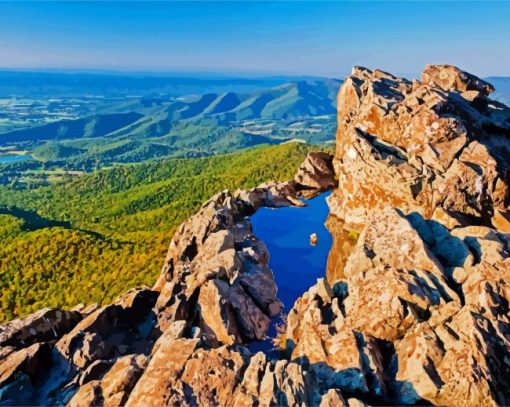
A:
<box><xmin>0</xmin><ymin>65</ymin><xmax>509</xmax><ymax>407</ymax></box>
<box><xmin>329</xmin><ymin>64</ymin><xmax>510</xmax><ymax>229</ymax></box>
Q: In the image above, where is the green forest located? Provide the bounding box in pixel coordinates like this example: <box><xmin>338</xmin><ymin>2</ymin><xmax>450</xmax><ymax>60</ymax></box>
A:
<box><xmin>0</xmin><ymin>143</ymin><xmax>326</xmax><ymax>322</ymax></box>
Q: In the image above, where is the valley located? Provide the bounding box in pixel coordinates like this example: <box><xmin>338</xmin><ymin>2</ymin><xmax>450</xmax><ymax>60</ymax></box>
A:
<box><xmin>0</xmin><ymin>71</ymin><xmax>340</xmax><ymax>322</ymax></box>
<box><xmin>0</xmin><ymin>74</ymin><xmax>340</xmax><ymax>188</ymax></box>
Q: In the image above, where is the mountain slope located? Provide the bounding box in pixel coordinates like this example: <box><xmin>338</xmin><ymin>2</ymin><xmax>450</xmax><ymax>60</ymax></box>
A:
<box><xmin>165</xmin><ymin>79</ymin><xmax>340</xmax><ymax>121</ymax></box>
<box><xmin>0</xmin><ymin>143</ymin><xmax>328</xmax><ymax>321</ymax></box>
<box><xmin>0</xmin><ymin>112</ymin><xmax>143</xmax><ymax>145</ymax></box>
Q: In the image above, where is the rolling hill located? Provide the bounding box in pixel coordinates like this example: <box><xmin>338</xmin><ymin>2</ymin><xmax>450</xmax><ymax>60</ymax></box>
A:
<box><xmin>0</xmin><ymin>79</ymin><xmax>340</xmax><ymax>170</ymax></box>
<box><xmin>0</xmin><ymin>112</ymin><xmax>143</xmax><ymax>144</ymax></box>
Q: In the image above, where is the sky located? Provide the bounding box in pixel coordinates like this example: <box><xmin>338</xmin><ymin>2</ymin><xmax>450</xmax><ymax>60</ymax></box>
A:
<box><xmin>0</xmin><ymin>1</ymin><xmax>508</xmax><ymax>78</ymax></box>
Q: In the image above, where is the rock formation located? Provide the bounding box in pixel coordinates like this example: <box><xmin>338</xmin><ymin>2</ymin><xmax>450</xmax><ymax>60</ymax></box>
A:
<box><xmin>285</xmin><ymin>209</ymin><xmax>510</xmax><ymax>406</ymax></box>
<box><xmin>329</xmin><ymin>64</ymin><xmax>510</xmax><ymax>229</ymax></box>
<box><xmin>0</xmin><ymin>65</ymin><xmax>509</xmax><ymax>407</ymax></box>
<box><xmin>0</xmin><ymin>150</ymin><xmax>336</xmax><ymax>406</ymax></box>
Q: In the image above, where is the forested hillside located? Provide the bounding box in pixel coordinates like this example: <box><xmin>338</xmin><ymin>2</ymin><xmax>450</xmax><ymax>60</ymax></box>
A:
<box><xmin>0</xmin><ymin>143</ymin><xmax>328</xmax><ymax>321</ymax></box>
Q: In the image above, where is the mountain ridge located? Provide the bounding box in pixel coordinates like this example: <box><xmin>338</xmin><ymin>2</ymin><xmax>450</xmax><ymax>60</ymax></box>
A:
<box><xmin>0</xmin><ymin>79</ymin><xmax>340</xmax><ymax>169</ymax></box>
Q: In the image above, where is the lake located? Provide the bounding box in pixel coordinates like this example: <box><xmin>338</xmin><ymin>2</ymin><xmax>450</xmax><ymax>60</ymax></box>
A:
<box><xmin>0</xmin><ymin>154</ymin><xmax>32</xmax><ymax>164</ymax></box>
<box><xmin>249</xmin><ymin>191</ymin><xmax>333</xmax><ymax>353</ymax></box>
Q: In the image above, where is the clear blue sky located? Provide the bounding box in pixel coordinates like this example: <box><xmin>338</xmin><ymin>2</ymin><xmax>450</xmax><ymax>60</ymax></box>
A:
<box><xmin>0</xmin><ymin>1</ymin><xmax>508</xmax><ymax>78</ymax></box>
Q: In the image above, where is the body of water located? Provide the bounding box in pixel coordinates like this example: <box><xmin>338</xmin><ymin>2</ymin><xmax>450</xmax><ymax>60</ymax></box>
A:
<box><xmin>251</xmin><ymin>191</ymin><xmax>333</xmax><ymax>311</ymax></box>
<box><xmin>0</xmin><ymin>154</ymin><xmax>32</xmax><ymax>164</ymax></box>
<box><xmin>248</xmin><ymin>191</ymin><xmax>333</xmax><ymax>354</ymax></box>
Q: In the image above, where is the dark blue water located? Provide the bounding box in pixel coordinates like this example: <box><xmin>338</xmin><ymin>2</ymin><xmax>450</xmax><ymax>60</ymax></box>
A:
<box><xmin>0</xmin><ymin>154</ymin><xmax>32</xmax><ymax>164</ymax></box>
<box><xmin>248</xmin><ymin>191</ymin><xmax>332</xmax><ymax>354</ymax></box>
<box><xmin>251</xmin><ymin>191</ymin><xmax>332</xmax><ymax>311</ymax></box>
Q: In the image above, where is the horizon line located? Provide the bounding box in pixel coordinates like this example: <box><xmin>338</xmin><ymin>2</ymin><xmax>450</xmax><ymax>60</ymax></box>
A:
<box><xmin>0</xmin><ymin>65</ymin><xmax>344</xmax><ymax>80</ymax></box>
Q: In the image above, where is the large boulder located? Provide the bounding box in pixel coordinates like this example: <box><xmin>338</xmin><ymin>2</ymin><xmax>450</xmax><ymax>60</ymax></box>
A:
<box><xmin>293</xmin><ymin>152</ymin><xmax>336</xmax><ymax>198</ymax></box>
<box><xmin>0</xmin><ymin>308</ymin><xmax>82</xmax><ymax>350</ymax></box>
<box><xmin>329</xmin><ymin>65</ymin><xmax>510</xmax><ymax>229</ymax></box>
<box><xmin>67</xmin><ymin>354</ymin><xmax>149</xmax><ymax>407</ymax></box>
<box><xmin>152</xmin><ymin>190</ymin><xmax>282</xmax><ymax>344</ymax></box>
<box><xmin>56</xmin><ymin>288</ymin><xmax>158</xmax><ymax>370</ymax></box>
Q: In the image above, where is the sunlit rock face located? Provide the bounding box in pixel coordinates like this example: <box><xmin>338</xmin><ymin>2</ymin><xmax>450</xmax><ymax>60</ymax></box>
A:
<box><xmin>324</xmin><ymin>215</ymin><xmax>357</xmax><ymax>284</ymax></box>
<box><xmin>282</xmin><ymin>66</ymin><xmax>510</xmax><ymax>407</ymax></box>
<box><xmin>283</xmin><ymin>209</ymin><xmax>510</xmax><ymax>406</ymax></box>
<box><xmin>329</xmin><ymin>64</ymin><xmax>510</xmax><ymax>229</ymax></box>
<box><xmin>1</xmin><ymin>66</ymin><xmax>509</xmax><ymax>407</ymax></box>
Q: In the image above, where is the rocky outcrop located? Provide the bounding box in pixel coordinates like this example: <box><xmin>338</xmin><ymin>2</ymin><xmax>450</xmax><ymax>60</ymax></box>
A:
<box><xmin>67</xmin><ymin>354</ymin><xmax>148</xmax><ymax>407</ymax></box>
<box><xmin>329</xmin><ymin>64</ymin><xmax>510</xmax><ymax>229</ymax></box>
<box><xmin>127</xmin><ymin>325</ymin><xmax>364</xmax><ymax>407</ymax></box>
<box><xmin>153</xmin><ymin>151</ymin><xmax>335</xmax><ymax>345</ymax></box>
<box><xmin>293</xmin><ymin>152</ymin><xmax>336</xmax><ymax>198</ymax></box>
<box><xmin>283</xmin><ymin>207</ymin><xmax>510</xmax><ymax>406</ymax></box>
<box><xmin>0</xmin><ymin>66</ymin><xmax>508</xmax><ymax>407</ymax></box>
<box><xmin>0</xmin><ymin>152</ymin><xmax>336</xmax><ymax>405</ymax></box>
<box><xmin>279</xmin><ymin>66</ymin><xmax>510</xmax><ymax>407</ymax></box>
<box><xmin>152</xmin><ymin>190</ymin><xmax>282</xmax><ymax>344</ymax></box>
<box><xmin>236</xmin><ymin>151</ymin><xmax>336</xmax><ymax>209</ymax></box>
<box><xmin>0</xmin><ymin>308</ymin><xmax>82</xmax><ymax>350</ymax></box>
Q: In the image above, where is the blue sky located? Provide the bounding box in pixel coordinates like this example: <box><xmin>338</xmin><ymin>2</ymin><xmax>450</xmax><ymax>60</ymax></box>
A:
<box><xmin>0</xmin><ymin>1</ymin><xmax>508</xmax><ymax>78</ymax></box>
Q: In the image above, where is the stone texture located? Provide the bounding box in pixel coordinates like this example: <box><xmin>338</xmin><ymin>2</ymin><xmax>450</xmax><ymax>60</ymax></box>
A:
<box><xmin>329</xmin><ymin>65</ymin><xmax>510</xmax><ymax>228</ymax></box>
<box><xmin>125</xmin><ymin>338</ymin><xmax>200</xmax><ymax>406</ymax></box>
<box><xmin>152</xmin><ymin>190</ymin><xmax>282</xmax><ymax>344</ymax></box>
<box><xmin>0</xmin><ymin>342</ymin><xmax>50</xmax><ymax>387</ymax></box>
<box><xmin>492</xmin><ymin>208</ymin><xmax>510</xmax><ymax>232</ymax></box>
<box><xmin>282</xmin><ymin>206</ymin><xmax>510</xmax><ymax>406</ymax></box>
<box><xmin>421</xmin><ymin>64</ymin><xmax>495</xmax><ymax>97</ymax></box>
<box><xmin>293</xmin><ymin>152</ymin><xmax>336</xmax><ymax>198</ymax></box>
<box><xmin>56</xmin><ymin>288</ymin><xmax>158</xmax><ymax>370</ymax></box>
<box><xmin>0</xmin><ymin>308</ymin><xmax>82</xmax><ymax>349</ymax></box>
<box><xmin>324</xmin><ymin>215</ymin><xmax>357</xmax><ymax>284</ymax></box>
<box><xmin>150</xmin><ymin>156</ymin><xmax>337</xmax><ymax>345</ymax></box>
<box><xmin>67</xmin><ymin>354</ymin><xmax>149</xmax><ymax>407</ymax></box>
<box><xmin>395</xmin><ymin>307</ymin><xmax>509</xmax><ymax>406</ymax></box>
<box><xmin>0</xmin><ymin>65</ymin><xmax>508</xmax><ymax>407</ymax></box>
<box><xmin>319</xmin><ymin>389</ymin><xmax>348</xmax><ymax>407</ymax></box>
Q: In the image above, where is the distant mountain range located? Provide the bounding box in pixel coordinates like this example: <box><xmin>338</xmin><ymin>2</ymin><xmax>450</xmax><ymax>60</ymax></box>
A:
<box><xmin>0</xmin><ymin>69</ymin><xmax>507</xmax><ymax>100</ymax></box>
<box><xmin>165</xmin><ymin>78</ymin><xmax>340</xmax><ymax>121</ymax></box>
<box><xmin>0</xmin><ymin>78</ymin><xmax>340</xmax><ymax>169</ymax></box>
<box><xmin>0</xmin><ymin>70</ymin><xmax>508</xmax><ymax>172</ymax></box>
<box><xmin>0</xmin><ymin>70</ymin><xmax>326</xmax><ymax>98</ymax></box>
<box><xmin>0</xmin><ymin>79</ymin><xmax>340</xmax><ymax>144</ymax></box>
